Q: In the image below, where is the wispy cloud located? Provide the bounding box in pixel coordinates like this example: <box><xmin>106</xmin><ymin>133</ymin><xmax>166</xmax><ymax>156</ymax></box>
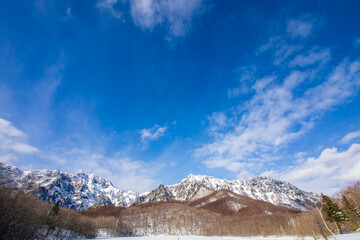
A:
<box><xmin>0</xmin><ymin>118</ymin><xmax>39</xmax><ymax>163</ymax></box>
<box><xmin>341</xmin><ymin>130</ymin><xmax>360</xmax><ymax>144</ymax></box>
<box><xmin>258</xmin><ymin>36</ymin><xmax>302</xmax><ymax>65</ymax></box>
<box><xmin>130</xmin><ymin>0</ymin><xmax>203</xmax><ymax>36</ymax></box>
<box><xmin>140</xmin><ymin>124</ymin><xmax>168</xmax><ymax>142</ymax></box>
<box><xmin>287</xmin><ymin>18</ymin><xmax>313</xmax><ymax>39</ymax></box>
<box><xmin>207</xmin><ymin>112</ymin><xmax>228</xmax><ymax>137</ymax></box>
<box><xmin>195</xmin><ymin>16</ymin><xmax>360</xmax><ymax>177</ymax></box>
<box><xmin>228</xmin><ymin>66</ymin><xmax>256</xmax><ymax>98</ymax></box>
<box><xmin>97</xmin><ymin>0</ymin><xmax>123</xmax><ymax>19</ymax></box>
<box><xmin>33</xmin><ymin>63</ymin><xmax>63</xmax><ymax>109</ymax></box>
<box><xmin>263</xmin><ymin>143</ymin><xmax>360</xmax><ymax>194</ymax></box>
<box><xmin>97</xmin><ymin>0</ymin><xmax>205</xmax><ymax>37</ymax></box>
<box><xmin>196</xmin><ymin>59</ymin><xmax>360</xmax><ymax>173</ymax></box>
<box><xmin>258</xmin><ymin>16</ymin><xmax>319</xmax><ymax>66</ymax></box>
<box><xmin>289</xmin><ymin>47</ymin><xmax>331</xmax><ymax>67</ymax></box>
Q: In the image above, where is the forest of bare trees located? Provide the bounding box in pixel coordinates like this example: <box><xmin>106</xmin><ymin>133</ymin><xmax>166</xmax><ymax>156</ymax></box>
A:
<box><xmin>0</xmin><ymin>185</ymin><xmax>96</xmax><ymax>239</ymax></box>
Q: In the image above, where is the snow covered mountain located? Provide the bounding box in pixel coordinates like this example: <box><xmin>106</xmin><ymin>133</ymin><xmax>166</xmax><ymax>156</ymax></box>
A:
<box><xmin>172</xmin><ymin>174</ymin><xmax>319</xmax><ymax>210</ymax></box>
<box><xmin>0</xmin><ymin>163</ymin><xmax>319</xmax><ymax>210</ymax></box>
<box><xmin>139</xmin><ymin>174</ymin><xmax>319</xmax><ymax>210</ymax></box>
<box><xmin>0</xmin><ymin>163</ymin><xmax>139</xmax><ymax>210</ymax></box>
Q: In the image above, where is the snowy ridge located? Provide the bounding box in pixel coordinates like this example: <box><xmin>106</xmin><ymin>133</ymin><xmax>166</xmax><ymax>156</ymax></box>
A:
<box><xmin>171</xmin><ymin>174</ymin><xmax>319</xmax><ymax>210</ymax></box>
<box><xmin>0</xmin><ymin>163</ymin><xmax>319</xmax><ymax>210</ymax></box>
<box><xmin>0</xmin><ymin>163</ymin><xmax>139</xmax><ymax>210</ymax></box>
<box><xmin>140</xmin><ymin>174</ymin><xmax>319</xmax><ymax>210</ymax></box>
<box><xmin>138</xmin><ymin>179</ymin><xmax>215</xmax><ymax>204</ymax></box>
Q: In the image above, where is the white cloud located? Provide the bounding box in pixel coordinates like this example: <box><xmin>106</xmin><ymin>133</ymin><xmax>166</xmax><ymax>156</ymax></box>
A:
<box><xmin>195</xmin><ymin>58</ymin><xmax>360</xmax><ymax>175</ymax></box>
<box><xmin>237</xmin><ymin>169</ymin><xmax>252</xmax><ymax>179</ymax></box>
<box><xmin>197</xmin><ymin>17</ymin><xmax>360</xmax><ymax>178</ymax></box>
<box><xmin>258</xmin><ymin>36</ymin><xmax>302</xmax><ymax>65</ymax></box>
<box><xmin>265</xmin><ymin>143</ymin><xmax>360</xmax><ymax>194</ymax></box>
<box><xmin>0</xmin><ymin>118</ymin><xmax>25</xmax><ymax>138</ymax></box>
<box><xmin>289</xmin><ymin>47</ymin><xmax>331</xmax><ymax>67</ymax></box>
<box><xmin>287</xmin><ymin>19</ymin><xmax>313</xmax><ymax>39</ymax></box>
<box><xmin>97</xmin><ymin>0</ymin><xmax>204</xmax><ymax>37</ymax></box>
<box><xmin>294</xmin><ymin>151</ymin><xmax>308</xmax><ymax>161</ymax></box>
<box><xmin>0</xmin><ymin>153</ymin><xmax>18</xmax><ymax>164</ymax></box>
<box><xmin>140</xmin><ymin>124</ymin><xmax>168</xmax><ymax>142</ymax></box>
<box><xmin>0</xmin><ymin>118</ymin><xmax>39</xmax><ymax>163</ymax></box>
<box><xmin>252</xmin><ymin>76</ymin><xmax>275</xmax><ymax>92</ymax></box>
<box><xmin>228</xmin><ymin>66</ymin><xmax>257</xmax><ymax>98</ymax></box>
<box><xmin>273</xmin><ymin>43</ymin><xmax>302</xmax><ymax>65</ymax></box>
<box><xmin>227</xmin><ymin>88</ymin><xmax>243</xmax><ymax>98</ymax></box>
<box><xmin>130</xmin><ymin>0</ymin><xmax>203</xmax><ymax>36</ymax></box>
<box><xmin>207</xmin><ymin>112</ymin><xmax>228</xmax><ymax>137</ymax></box>
<box><xmin>130</xmin><ymin>0</ymin><xmax>160</xmax><ymax>29</ymax></box>
<box><xmin>341</xmin><ymin>130</ymin><xmax>360</xmax><ymax>144</ymax></box>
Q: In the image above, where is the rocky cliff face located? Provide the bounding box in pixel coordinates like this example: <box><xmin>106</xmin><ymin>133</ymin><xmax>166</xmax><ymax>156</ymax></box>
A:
<box><xmin>0</xmin><ymin>163</ymin><xmax>319</xmax><ymax>210</ymax></box>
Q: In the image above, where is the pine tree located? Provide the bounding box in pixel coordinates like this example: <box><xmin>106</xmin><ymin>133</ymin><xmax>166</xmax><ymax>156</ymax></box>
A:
<box><xmin>321</xmin><ymin>194</ymin><xmax>346</xmax><ymax>234</ymax></box>
<box><xmin>46</xmin><ymin>201</ymin><xmax>60</xmax><ymax>235</ymax></box>
<box><xmin>50</xmin><ymin>201</ymin><xmax>60</xmax><ymax>216</ymax></box>
<box><xmin>342</xmin><ymin>195</ymin><xmax>360</xmax><ymax>228</ymax></box>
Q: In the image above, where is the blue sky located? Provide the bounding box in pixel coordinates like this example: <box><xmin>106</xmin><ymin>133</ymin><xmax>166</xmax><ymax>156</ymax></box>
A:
<box><xmin>1</xmin><ymin>0</ymin><xmax>360</xmax><ymax>194</ymax></box>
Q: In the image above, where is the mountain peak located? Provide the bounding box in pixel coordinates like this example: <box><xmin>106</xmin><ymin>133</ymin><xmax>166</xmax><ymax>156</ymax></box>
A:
<box><xmin>0</xmin><ymin>163</ymin><xmax>320</xmax><ymax>211</ymax></box>
<box><xmin>181</xmin><ymin>173</ymin><xmax>221</xmax><ymax>183</ymax></box>
<box><xmin>75</xmin><ymin>169</ymin><xmax>85</xmax><ymax>175</ymax></box>
<box><xmin>177</xmin><ymin>173</ymin><xmax>319</xmax><ymax>210</ymax></box>
<box><xmin>182</xmin><ymin>173</ymin><xmax>201</xmax><ymax>182</ymax></box>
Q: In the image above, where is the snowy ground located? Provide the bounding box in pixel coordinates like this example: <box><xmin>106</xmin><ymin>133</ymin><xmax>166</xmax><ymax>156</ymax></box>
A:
<box><xmin>79</xmin><ymin>232</ymin><xmax>360</xmax><ymax>240</ymax></box>
<box><xmin>86</xmin><ymin>237</ymin><xmax>312</xmax><ymax>240</ymax></box>
<box><xmin>326</xmin><ymin>232</ymin><xmax>360</xmax><ymax>240</ymax></box>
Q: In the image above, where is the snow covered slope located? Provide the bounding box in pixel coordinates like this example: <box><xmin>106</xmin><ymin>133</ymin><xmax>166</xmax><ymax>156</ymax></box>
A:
<box><xmin>0</xmin><ymin>163</ymin><xmax>319</xmax><ymax>210</ymax></box>
<box><xmin>138</xmin><ymin>180</ymin><xmax>214</xmax><ymax>204</ymax></box>
<box><xmin>169</xmin><ymin>174</ymin><xmax>320</xmax><ymax>210</ymax></box>
<box><xmin>139</xmin><ymin>174</ymin><xmax>319</xmax><ymax>210</ymax></box>
<box><xmin>0</xmin><ymin>163</ymin><xmax>139</xmax><ymax>210</ymax></box>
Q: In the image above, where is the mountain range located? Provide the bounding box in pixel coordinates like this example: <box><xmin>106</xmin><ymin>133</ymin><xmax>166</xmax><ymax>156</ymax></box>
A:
<box><xmin>0</xmin><ymin>162</ymin><xmax>319</xmax><ymax>211</ymax></box>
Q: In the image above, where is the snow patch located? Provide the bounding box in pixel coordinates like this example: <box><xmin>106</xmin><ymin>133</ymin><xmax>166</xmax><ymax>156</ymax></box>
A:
<box><xmin>225</xmin><ymin>201</ymin><xmax>246</xmax><ymax>212</ymax></box>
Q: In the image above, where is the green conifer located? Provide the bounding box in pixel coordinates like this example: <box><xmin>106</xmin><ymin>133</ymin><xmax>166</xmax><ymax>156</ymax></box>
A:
<box><xmin>49</xmin><ymin>201</ymin><xmax>60</xmax><ymax>216</ymax></box>
<box><xmin>321</xmin><ymin>193</ymin><xmax>346</xmax><ymax>234</ymax></box>
<box><xmin>46</xmin><ymin>201</ymin><xmax>60</xmax><ymax>234</ymax></box>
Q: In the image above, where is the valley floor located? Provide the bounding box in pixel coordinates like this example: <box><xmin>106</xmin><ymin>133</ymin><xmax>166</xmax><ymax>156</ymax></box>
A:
<box><xmin>81</xmin><ymin>232</ymin><xmax>360</xmax><ymax>240</ymax></box>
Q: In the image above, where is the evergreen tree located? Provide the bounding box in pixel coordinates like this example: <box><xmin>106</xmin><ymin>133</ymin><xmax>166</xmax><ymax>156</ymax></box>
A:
<box><xmin>321</xmin><ymin>194</ymin><xmax>346</xmax><ymax>234</ymax></box>
<box><xmin>50</xmin><ymin>201</ymin><xmax>60</xmax><ymax>216</ymax></box>
<box><xmin>46</xmin><ymin>201</ymin><xmax>60</xmax><ymax>234</ymax></box>
<box><xmin>342</xmin><ymin>195</ymin><xmax>360</xmax><ymax>228</ymax></box>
